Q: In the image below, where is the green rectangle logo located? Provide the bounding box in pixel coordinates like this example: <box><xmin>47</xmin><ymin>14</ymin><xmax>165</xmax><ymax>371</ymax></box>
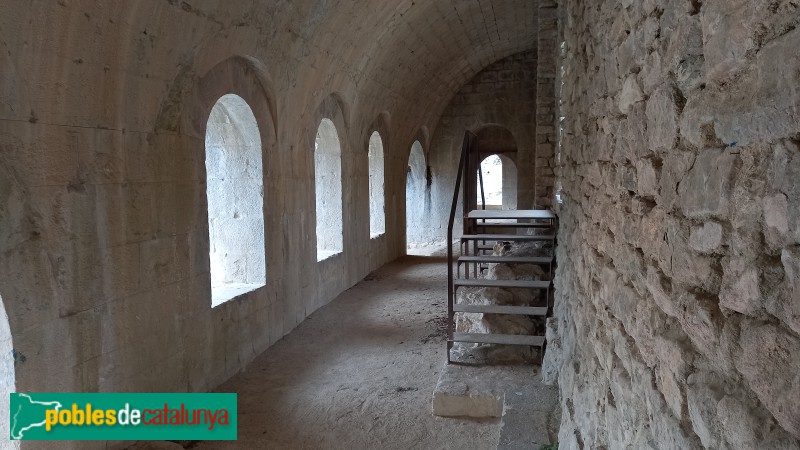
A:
<box><xmin>10</xmin><ymin>393</ymin><xmax>237</xmax><ymax>441</ymax></box>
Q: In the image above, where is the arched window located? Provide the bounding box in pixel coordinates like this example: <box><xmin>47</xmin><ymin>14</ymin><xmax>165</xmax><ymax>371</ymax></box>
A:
<box><xmin>315</xmin><ymin>119</ymin><xmax>344</xmax><ymax>261</ymax></box>
<box><xmin>368</xmin><ymin>131</ymin><xmax>385</xmax><ymax>238</ymax></box>
<box><xmin>406</xmin><ymin>140</ymin><xmax>426</xmax><ymax>249</ymax></box>
<box><xmin>205</xmin><ymin>94</ymin><xmax>266</xmax><ymax>307</ymax></box>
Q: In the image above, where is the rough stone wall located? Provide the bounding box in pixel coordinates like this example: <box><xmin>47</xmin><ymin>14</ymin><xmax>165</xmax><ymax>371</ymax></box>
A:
<box><xmin>545</xmin><ymin>1</ymin><xmax>800</xmax><ymax>449</ymax></box>
<box><xmin>426</xmin><ymin>50</ymin><xmax>539</xmax><ymax>244</ymax></box>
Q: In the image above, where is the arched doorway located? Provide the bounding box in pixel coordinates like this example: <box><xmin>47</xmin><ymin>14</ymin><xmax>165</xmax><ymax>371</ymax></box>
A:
<box><xmin>474</xmin><ymin>125</ymin><xmax>518</xmax><ymax>211</ymax></box>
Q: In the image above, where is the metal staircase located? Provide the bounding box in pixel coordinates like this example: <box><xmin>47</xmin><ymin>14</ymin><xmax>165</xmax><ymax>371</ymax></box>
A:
<box><xmin>446</xmin><ymin>131</ymin><xmax>557</xmax><ymax>363</ymax></box>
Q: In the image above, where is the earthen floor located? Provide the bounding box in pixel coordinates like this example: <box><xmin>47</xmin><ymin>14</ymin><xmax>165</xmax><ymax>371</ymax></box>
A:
<box><xmin>194</xmin><ymin>254</ymin><xmax>499</xmax><ymax>450</ymax></box>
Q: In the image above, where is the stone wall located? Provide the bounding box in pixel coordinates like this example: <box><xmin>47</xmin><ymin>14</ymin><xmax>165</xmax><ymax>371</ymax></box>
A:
<box><xmin>544</xmin><ymin>1</ymin><xmax>800</xmax><ymax>449</ymax></box>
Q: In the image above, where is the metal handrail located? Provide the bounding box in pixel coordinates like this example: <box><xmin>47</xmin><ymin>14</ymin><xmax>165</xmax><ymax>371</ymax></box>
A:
<box><xmin>447</xmin><ymin>131</ymin><xmax>476</xmax><ymax>363</ymax></box>
<box><xmin>478</xmin><ymin>164</ymin><xmax>486</xmax><ymax>210</ymax></box>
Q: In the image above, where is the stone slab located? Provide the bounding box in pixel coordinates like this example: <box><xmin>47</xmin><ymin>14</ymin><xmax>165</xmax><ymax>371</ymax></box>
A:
<box><xmin>498</xmin><ymin>381</ymin><xmax>561</xmax><ymax>450</ymax></box>
<box><xmin>432</xmin><ymin>362</ymin><xmax>560</xmax><ymax>448</ymax></box>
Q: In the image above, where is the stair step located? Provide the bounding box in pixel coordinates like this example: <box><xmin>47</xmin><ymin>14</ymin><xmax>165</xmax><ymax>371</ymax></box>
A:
<box><xmin>467</xmin><ymin>209</ymin><xmax>556</xmax><ymax>220</ymax></box>
<box><xmin>470</xmin><ymin>222</ymin><xmax>554</xmax><ymax>229</ymax></box>
<box><xmin>458</xmin><ymin>256</ymin><xmax>553</xmax><ymax>265</ymax></box>
<box><xmin>453</xmin><ymin>304</ymin><xmax>548</xmax><ymax>315</ymax></box>
<box><xmin>452</xmin><ymin>332</ymin><xmax>545</xmax><ymax>346</ymax></box>
<box><xmin>461</xmin><ymin>234</ymin><xmax>555</xmax><ymax>241</ymax></box>
<box><xmin>454</xmin><ymin>279</ymin><xmax>550</xmax><ymax>289</ymax></box>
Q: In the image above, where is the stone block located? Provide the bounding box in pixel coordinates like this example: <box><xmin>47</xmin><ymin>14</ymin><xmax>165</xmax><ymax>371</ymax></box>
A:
<box><xmin>686</xmin><ymin>372</ymin><xmax>724</xmax><ymax>449</ymax></box>
<box><xmin>776</xmin><ymin>248</ymin><xmax>800</xmax><ymax>335</ymax></box>
<box><xmin>702</xmin><ymin>0</ymin><xmax>755</xmax><ymax>82</ymax></box>
<box><xmin>689</xmin><ymin>221</ymin><xmax>723</xmax><ymax>254</ymax></box>
<box><xmin>646</xmin><ymin>83</ymin><xmax>680</xmax><ymax>153</ymax></box>
<box><xmin>735</xmin><ymin>322</ymin><xmax>800</xmax><ymax>439</ymax></box>
<box><xmin>678</xmin><ymin>148</ymin><xmax>736</xmax><ymax>219</ymax></box>
<box><xmin>717</xmin><ymin>395</ymin><xmax>758</xmax><ymax>449</ymax></box>
<box><xmin>618</xmin><ymin>75</ymin><xmax>644</xmax><ymax>114</ymax></box>
<box><xmin>658</xmin><ymin>150</ymin><xmax>694</xmax><ymax>210</ymax></box>
<box><xmin>719</xmin><ymin>257</ymin><xmax>762</xmax><ymax>315</ymax></box>
<box><xmin>635</xmin><ymin>158</ymin><xmax>658</xmax><ymax>197</ymax></box>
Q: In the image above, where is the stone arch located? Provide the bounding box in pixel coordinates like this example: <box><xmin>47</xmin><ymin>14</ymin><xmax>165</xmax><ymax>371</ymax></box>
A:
<box><xmin>473</xmin><ymin>124</ymin><xmax>519</xmax><ymax>210</ymax></box>
<box><xmin>365</xmin><ymin>111</ymin><xmax>392</xmax><ymax>151</ymax></box>
<box><xmin>181</xmin><ymin>55</ymin><xmax>278</xmax><ymax>146</ymax></box>
<box><xmin>178</xmin><ymin>55</ymin><xmax>278</xmax><ymax>308</ymax></box>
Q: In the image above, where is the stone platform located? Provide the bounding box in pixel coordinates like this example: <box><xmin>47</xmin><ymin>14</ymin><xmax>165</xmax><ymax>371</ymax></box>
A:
<box><xmin>432</xmin><ymin>362</ymin><xmax>560</xmax><ymax>448</ymax></box>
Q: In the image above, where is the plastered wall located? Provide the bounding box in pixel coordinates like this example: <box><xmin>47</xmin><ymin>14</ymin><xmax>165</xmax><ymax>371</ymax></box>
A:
<box><xmin>0</xmin><ymin>2</ymin><xmax>541</xmax><ymax>448</ymax></box>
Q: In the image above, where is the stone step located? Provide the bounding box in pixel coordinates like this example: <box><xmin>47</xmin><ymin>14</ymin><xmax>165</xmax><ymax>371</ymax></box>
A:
<box><xmin>497</xmin><ymin>381</ymin><xmax>561</xmax><ymax>450</ymax></box>
<box><xmin>454</xmin><ymin>279</ymin><xmax>550</xmax><ymax>289</ymax></box>
<box><xmin>461</xmin><ymin>234</ymin><xmax>555</xmax><ymax>242</ymax></box>
<box><xmin>452</xmin><ymin>332</ymin><xmax>545</xmax><ymax>346</ymax></box>
<box><xmin>458</xmin><ymin>256</ymin><xmax>553</xmax><ymax>265</ymax></box>
<box><xmin>453</xmin><ymin>304</ymin><xmax>548</xmax><ymax>316</ymax></box>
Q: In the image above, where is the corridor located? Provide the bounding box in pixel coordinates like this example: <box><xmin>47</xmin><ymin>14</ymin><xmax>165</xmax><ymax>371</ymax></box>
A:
<box><xmin>195</xmin><ymin>255</ymin><xmax>498</xmax><ymax>449</ymax></box>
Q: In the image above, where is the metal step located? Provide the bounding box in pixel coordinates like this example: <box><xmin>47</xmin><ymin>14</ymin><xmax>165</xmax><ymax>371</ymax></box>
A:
<box><xmin>469</xmin><ymin>222</ymin><xmax>554</xmax><ymax>229</ymax></box>
<box><xmin>461</xmin><ymin>234</ymin><xmax>555</xmax><ymax>242</ymax></box>
<box><xmin>458</xmin><ymin>256</ymin><xmax>553</xmax><ymax>265</ymax></box>
<box><xmin>452</xmin><ymin>332</ymin><xmax>545</xmax><ymax>346</ymax></box>
<box><xmin>467</xmin><ymin>209</ymin><xmax>556</xmax><ymax>220</ymax></box>
<box><xmin>454</xmin><ymin>279</ymin><xmax>551</xmax><ymax>289</ymax></box>
<box><xmin>453</xmin><ymin>304</ymin><xmax>548</xmax><ymax>315</ymax></box>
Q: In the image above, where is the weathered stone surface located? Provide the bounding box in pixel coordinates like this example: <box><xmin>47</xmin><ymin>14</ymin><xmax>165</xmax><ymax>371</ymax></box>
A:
<box><xmin>686</xmin><ymin>371</ymin><xmax>725</xmax><ymax>449</ymax></box>
<box><xmin>678</xmin><ymin>148</ymin><xmax>736</xmax><ymax>219</ymax></box>
<box><xmin>689</xmin><ymin>221</ymin><xmax>723</xmax><ymax>253</ymax></box>
<box><xmin>719</xmin><ymin>257</ymin><xmax>762</xmax><ymax>315</ymax></box>
<box><xmin>717</xmin><ymin>395</ymin><xmax>759</xmax><ymax>449</ymax></box>
<box><xmin>635</xmin><ymin>159</ymin><xmax>658</xmax><ymax>197</ymax></box>
<box><xmin>701</xmin><ymin>0</ymin><xmax>756</xmax><ymax>82</ymax></box>
<box><xmin>777</xmin><ymin>248</ymin><xmax>800</xmax><ymax>335</ymax></box>
<box><xmin>646</xmin><ymin>83</ymin><xmax>680</xmax><ymax>153</ymax></box>
<box><xmin>618</xmin><ymin>75</ymin><xmax>644</xmax><ymax>115</ymax></box>
<box><xmin>736</xmin><ymin>323</ymin><xmax>800</xmax><ymax>439</ymax></box>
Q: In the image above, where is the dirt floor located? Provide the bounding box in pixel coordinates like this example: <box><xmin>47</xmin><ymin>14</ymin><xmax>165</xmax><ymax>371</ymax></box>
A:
<box><xmin>192</xmin><ymin>253</ymin><xmax>500</xmax><ymax>450</ymax></box>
